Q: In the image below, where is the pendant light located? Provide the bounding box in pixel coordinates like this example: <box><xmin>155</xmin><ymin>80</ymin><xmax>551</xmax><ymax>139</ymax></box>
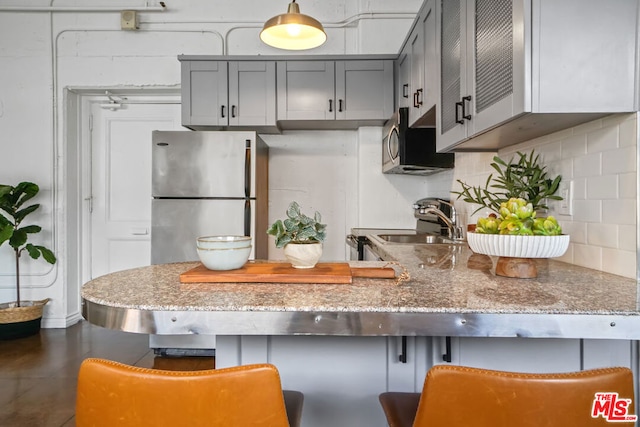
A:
<box><xmin>260</xmin><ymin>0</ymin><xmax>327</xmax><ymax>50</ymax></box>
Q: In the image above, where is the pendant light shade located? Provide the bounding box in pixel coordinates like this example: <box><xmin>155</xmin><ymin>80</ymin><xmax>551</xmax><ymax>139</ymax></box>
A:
<box><xmin>260</xmin><ymin>0</ymin><xmax>327</xmax><ymax>50</ymax></box>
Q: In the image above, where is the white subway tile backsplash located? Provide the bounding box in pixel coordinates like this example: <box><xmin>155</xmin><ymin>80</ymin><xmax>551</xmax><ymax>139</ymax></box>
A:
<box><xmin>586</xmin><ymin>175</ymin><xmax>618</xmax><ymax>200</ymax></box>
<box><xmin>602</xmin><ymin>114</ymin><xmax>632</xmax><ymax>128</ymax></box>
<box><xmin>561</xmin><ymin>221</ymin><xmax>587</xmax><ymax>244</ymax></box>
<box><xmin>557</xmin><ymin>158</ymin><xmax>573</xmax><ymax>181</ymax></box>
<box><xmin>451</xmin><ymin>114</ymin><xmax>638</xmax><ymax>279</ymax></box>
<box><xmin>602</xmin><ymin>199</ymin><xmax>636</xmax><ymax>225</ymax></box>
<box><xmin>586</xmin><ymin>223</ymin><xmax>618</xmax><ymax>248</ymax></box>
<box><xmin>573</xmin><ymin>153</ymin><xmax>601</xmax><ymax>177</ymax></box>
<box><xmin>573</xmin><ymin>243</ymin><xmax>603</xmax><ymax>271</ymax></box>
<box><xmin>536</xmin><ymin>142</ymin><xmax>562</xmax><ymax>163</ymax></box>
<box><xmin>572</xmin><ymin>118</ymin><xmax>603</xmax><ymax>135</ymax></box>
<box><xmin>602</xmin><ymin>146</ymin><xmax>636</xmax><ymax>174</ymax></box>
<box><xmin>618</xmin><ymin>172</ymin><xmax>636</xmax><ymax>199</ymax></box>
<box><xmin>586</xmin><ymin>125</ymin><xmax>618</xmax><ymax>153</ymax></box>
<box><xmin>561</xmin><ymin>134</ymin><xmax>588</xmax><ymax>159</ymax></box>
<box><xmin>618</xmin><ymin>116</ymin><xmax>638</xmax><ymax>148</ymax></box>
<box><xmin>572</xmin><ymin>199</ymin><xmax>602</xmax><ymax>222</ymax></box>
<box><xmin>572</xmin><ymin>177</ymin><xmax>587</xmax><ymax>200</ymax></box>
<box><xmin>618</xmin><ymin>224</ymin><xmax>636</xmax><ymax>252</ymax></box>
<box><xmin>601</xmin><ymin>248</ymin><xmax>636</xmax><ymax>278</ymax></box>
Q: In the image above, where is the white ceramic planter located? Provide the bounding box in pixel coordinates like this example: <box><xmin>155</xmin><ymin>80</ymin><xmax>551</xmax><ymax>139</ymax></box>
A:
<box><xmin>284</xmin><ymin>242</ymin><xmax>323</xmax><ymax>269</ymax></box>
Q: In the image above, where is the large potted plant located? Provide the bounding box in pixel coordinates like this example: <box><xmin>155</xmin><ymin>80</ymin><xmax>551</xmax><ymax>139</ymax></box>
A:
<box><xmin>0</xmin><ymin>182</ymin><xmax>56</xmax><ymax>339</ymax></box>
<box><xmin>267</xmin><ymin>201</ymin><xmax>326</xmax><ymax>269</ymax></box>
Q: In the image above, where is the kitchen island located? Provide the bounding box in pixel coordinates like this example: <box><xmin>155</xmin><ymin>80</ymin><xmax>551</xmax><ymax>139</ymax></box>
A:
<box><xmin>82</xmin><ymin>243</ymin><xmax>639</xmax><ymax>339</ymax></box>
<box><xmin>82</xmin><ymin>242</ymin><xmax>640</xmax><ymax>427</ymax></box>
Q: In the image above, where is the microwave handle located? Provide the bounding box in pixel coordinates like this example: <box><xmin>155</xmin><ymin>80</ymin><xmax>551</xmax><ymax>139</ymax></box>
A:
<box><xmin>386</xmin><ymin>124</ymin><xmax>400</xmax><ymax>164</ymax></box>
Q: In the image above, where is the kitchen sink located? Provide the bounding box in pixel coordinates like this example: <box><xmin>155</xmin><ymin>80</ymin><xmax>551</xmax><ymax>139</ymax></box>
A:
<box><xmin>375</xmin><ymin>234</ymin><xmax>462</xmax><ymax>244</ymax></box>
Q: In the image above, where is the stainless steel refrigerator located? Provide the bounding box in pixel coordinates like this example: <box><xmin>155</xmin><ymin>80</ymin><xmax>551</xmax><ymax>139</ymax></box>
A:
<box><xmin>151</xmin><ymin>130</ymin><xmax>268</xmax><ymax>264</ymax></box>
<box><xmin>149</xmin><ymin>130</ymin><xmax>268</xmax><ymax>355</ymax></box>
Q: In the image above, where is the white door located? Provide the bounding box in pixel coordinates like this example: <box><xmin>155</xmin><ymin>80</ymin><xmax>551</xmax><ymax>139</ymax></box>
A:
<box><xmin>90</xmin><ymin>102</ymin><xmax>183</xmax><ymax>279</ymax></box>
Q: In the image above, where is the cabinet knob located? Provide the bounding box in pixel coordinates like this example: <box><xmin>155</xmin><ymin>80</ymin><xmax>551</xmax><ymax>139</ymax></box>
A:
<box><xmin>338</xmin><ymin>99</ymin><xmax>343</xmax><ymax>112</ymax></box>
<box><xmin>231</xmin><ymin>105</ymin><xmax>237</xmax><ymax>118</ymax></box>
<box><xmin>328</xmin><ymin>99</ymin><xmax>333</xmax><ymax>112</ymax></box>
<box><xmin>221</xmin><ymin>105</ymin><xmax>226</xmax><ymax>118</ymax></box>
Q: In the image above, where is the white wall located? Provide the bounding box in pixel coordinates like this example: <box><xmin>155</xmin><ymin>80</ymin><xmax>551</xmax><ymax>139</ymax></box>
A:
<box><xmin>0</xmin><ymin>0</ymin><xmax>423</xmax><ymax>326</ymax></box>
<box><xmin>449</xmin><ymin>114</ymin><xmax>639</xmax><ymax>279</ymax></box>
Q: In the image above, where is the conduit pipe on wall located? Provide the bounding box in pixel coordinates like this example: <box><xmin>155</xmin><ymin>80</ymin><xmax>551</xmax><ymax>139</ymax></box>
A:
<box><xmin>159</xmin><ymin>12</ymin><xmax>417</xmax><ymax>55</ymax></box>
<box><xmin>0</xmin><ymin>4</ymin><xmax>166</xmax><ymax>12</ymax></box>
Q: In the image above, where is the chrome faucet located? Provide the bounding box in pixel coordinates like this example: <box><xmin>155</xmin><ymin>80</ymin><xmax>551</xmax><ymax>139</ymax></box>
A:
<box><xmin>413</xmin><ymin>199</ymin><xmax>463</xmax><ymax>240</ymax></box>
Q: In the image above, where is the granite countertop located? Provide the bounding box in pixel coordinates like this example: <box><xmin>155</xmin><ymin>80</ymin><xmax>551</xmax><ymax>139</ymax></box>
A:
<box><xmin>81</xmin><ymin>235</ymin><xmax>640</xmax><ymax>337</ymax></box>
<box><xmin>82</xmin><ymin>241</ymin><xmax>639</xmax><ymax>316</ymax></box>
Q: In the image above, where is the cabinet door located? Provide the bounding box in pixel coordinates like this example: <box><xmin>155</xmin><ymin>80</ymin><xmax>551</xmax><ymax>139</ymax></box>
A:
<box><xmin>421</xmin><ymin>0</ymin><xmax>438</xmax><ymax>117</ymax></box>
<box><xmin>468</xmin><ymin>0</ymin><xmax>526</xmax><ymax>136</ymax></box>
<box><xmin>410</xmin><ymin>0</ymin><xmax>438</xmax><ymax>127</ymax></box>
<box><xmin>436</xmin><ymin>0</ymin><xmax>468</xmax><ymax>151</ymax></box>
<box><xmin>408</xmin><ymin>23</ymin><xmax>425</xmax><ymax>126</ymax></box>
<box><xmin>396</xmin><ymin>46</ymin><xmax>412</xmax><ymax>109</ymax></box>
<box><xmin>335</xmin><ymin>60</ymin><xmax>394</xmax><ymax>121</ymax></box>
<box><xmin>276</xmin><ymin>61</ymin><xmax>335</xmax><ymax>120</ymax></box>
<box><xmin>181</xmin><ymin>60</ymin><xmax>228</xmax><ymax>127</ymax></box>
<box><xmin>228</xmin><ymin>61</ymin><xmax>276</xmax><ymax>127</ymax></box>
<box><xmin>435</xmin><ymin>337</ymin><xmax>582</xmax><ymax>373</ymax></box>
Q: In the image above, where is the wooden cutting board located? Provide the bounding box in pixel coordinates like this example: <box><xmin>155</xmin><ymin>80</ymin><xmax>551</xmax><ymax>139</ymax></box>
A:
<box><xmin>179</xmin><ymin>262</ymin><xmax>396</xmax><ymax>284</ymax></box>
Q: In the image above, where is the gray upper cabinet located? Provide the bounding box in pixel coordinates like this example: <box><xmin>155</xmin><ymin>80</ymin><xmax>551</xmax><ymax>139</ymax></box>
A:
<box><xmin>180</xmin><ymin>59</ymin><xmax>277</xmax><ymax>131</ymax></box>
<box><xmin>396</xmin><ymin>44</ymin><xmax>412</xmax><ymax>109</ymax></box>
<box><xmin>408</xmin><ymin>0</ymin><xmax>438</xmax><ymax>127</ymax></box>
<box><xmin>276</xmin><ymin>61</ymin><xmax>335</xmax><ymax>121</ymax></box>
<box><xmin>277</xmin><ymin>59</ymin><xmax>394</xmax><ymax>126</ymax></box>
<box><xmin>228</xmin><ymin>62</ymin><xmax>277</xmax><ymax>128</ymax></box>
<box><xmin>436</xmin><ymin>0</ymin><xmax>640</xmax><ymax>152</ymax></box>
<box><xmin>181</xmin><ymin>56</ymin><xmax>394</xmax><ymax>131</ymax></box>
<box><xmin>181</xmin><ymin>60</ymin><xmax>228</xmax><ymax>128</ymax></box>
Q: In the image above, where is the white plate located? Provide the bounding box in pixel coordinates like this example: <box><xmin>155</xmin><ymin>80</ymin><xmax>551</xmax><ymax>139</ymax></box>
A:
<box><xmin>467</xmin><ymin>232</ymin><xmax>570</xmax><ymax>258</ymax></box>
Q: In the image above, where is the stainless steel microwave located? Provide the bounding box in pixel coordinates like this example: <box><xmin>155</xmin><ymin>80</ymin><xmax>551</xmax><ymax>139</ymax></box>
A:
<box><xmin>382</xmin><ymin>108</ymin><xmax>454</xmax><ymax>175</ymax></box>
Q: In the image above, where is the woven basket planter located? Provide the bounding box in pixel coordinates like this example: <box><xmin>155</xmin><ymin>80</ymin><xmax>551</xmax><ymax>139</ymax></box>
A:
<box><xmin>0</xmin><ymin>298</ymin><xmax>50</xmax><ymax>340</ymax></box>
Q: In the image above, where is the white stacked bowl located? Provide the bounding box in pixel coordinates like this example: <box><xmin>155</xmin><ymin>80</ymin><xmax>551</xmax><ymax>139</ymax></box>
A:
<box><xmin>196</xmin><ymin>236</ymin><xmax>251</xmax><ymax>270</ymax></box>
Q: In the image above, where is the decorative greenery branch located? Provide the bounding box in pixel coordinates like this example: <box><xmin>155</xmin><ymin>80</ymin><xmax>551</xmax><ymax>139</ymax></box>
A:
<box><xmin>452</xmin><ymin>151</ymin><xmax>562</xmax><ymax>215</ymax></box>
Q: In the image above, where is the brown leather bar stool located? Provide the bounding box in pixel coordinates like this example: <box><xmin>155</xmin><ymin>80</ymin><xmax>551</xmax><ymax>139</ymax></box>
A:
<box><xmin>379</xmin><ymin>365</ymin><xmax>636</xmax><ymax>427</ymax></box>
<box><xmin>76</xmin><ymin>358</ymin><xmax>303</xmax><ymax>427</ymax></box>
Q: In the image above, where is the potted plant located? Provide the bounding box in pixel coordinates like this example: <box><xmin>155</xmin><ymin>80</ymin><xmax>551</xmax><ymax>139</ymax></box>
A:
<box><xmin>267</xmin><ymin>201</ymin><xmax>326</xmax><ymax>269</ymax></box>
<box><xmin>0</xmin><ymin>182</ymin><xmax>56</xmax><ymax>339</ymax></box>
<box><xmin>452</xmin><ymin>151</ymin><xmax>567</xmax><ymax>278</ymax></box>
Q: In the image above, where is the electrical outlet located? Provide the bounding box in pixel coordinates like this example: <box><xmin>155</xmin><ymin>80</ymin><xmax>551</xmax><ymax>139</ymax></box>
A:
<box><xmin>558</xmin><ymin>180</ymin><xmax>573</xmax><ymax>216</ymax></box>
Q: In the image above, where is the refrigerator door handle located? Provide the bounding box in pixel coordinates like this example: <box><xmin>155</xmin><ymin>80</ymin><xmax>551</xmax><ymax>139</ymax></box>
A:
<box><xmin>244</xmin><ymin>139</ymin><xmax>251</xmax><ymax>198</ymax></box>
<box><xmin>244</xmin><ymin>199</ymin><xmax>251</xmax><ymax>237</ymax></box>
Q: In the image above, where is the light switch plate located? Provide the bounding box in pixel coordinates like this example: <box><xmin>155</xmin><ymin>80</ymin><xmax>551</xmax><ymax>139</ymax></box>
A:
<box><xmin>558</xmin><ymin>180</ymin><xmax>573</xmax><ymax>216</ymax></box>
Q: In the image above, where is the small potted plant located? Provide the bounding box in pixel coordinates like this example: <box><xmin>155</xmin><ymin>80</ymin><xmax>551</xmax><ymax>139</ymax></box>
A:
<box><xmin>267</xmin><ymin>201</ymin><xmax>326</xmax><ymax>269</ymax></box>
<box><xmin>0</xmin><ymin>182</ymin><xmax>56</xmax><ymax>339</ymax></box>
<box><xmin>453</xmin><ymin>151</ymin><xmax>567</xmax><ymax>278</ymax></box>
